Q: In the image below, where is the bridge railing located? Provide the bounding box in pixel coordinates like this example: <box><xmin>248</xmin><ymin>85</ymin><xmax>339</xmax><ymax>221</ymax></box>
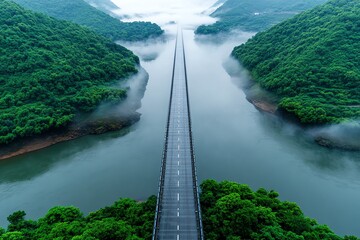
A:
<box><xmin>152</xmin><ymin>35</ymin><xmax>178</xmax><ymax>240</ymax></box>
<box><xmin>152</xmin><ymin>31</ymin><xmax>204</xmax><ymax>240</ymax></box>
<box><xmin>182</xmin><ymin>33</ymin><xmax>204</xmax><ymax>240</ymax></box>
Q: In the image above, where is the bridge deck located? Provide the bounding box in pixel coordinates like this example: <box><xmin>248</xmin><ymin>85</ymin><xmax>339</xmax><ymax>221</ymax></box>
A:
<box><xmin>153</xmin><ymin>31</ymin><xmax>203</xmax><ymax>240</ymax></box>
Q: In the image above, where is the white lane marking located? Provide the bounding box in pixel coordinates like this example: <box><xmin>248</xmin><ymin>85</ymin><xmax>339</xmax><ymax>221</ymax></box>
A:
<box><xmin>177</xmin><ymin>170</ymin><xmax>180</xmax><ymax>175</ymax></box>
<box><xmin>178</xmin><ymin>161</ymin><xmax>179</xmax><ymax>166</ymax></box>
<box><xmin>177</xmin><ymin>235</ymin><xmax>179</xmax><ymax>240</ymax></box>
<box><xmin>178</xmin><ymin>145</ymin><xmax>180</xmax><ymax>150</ymax></box>
<box><xmin>178</xmin><ymin>130</ymin><xmax>180</xmax><ymax>134</ymax></box>
<box><xmin>177</xmin><ymin>180</ymin><xmax>180</xmax><ymax>187</ymax></box>
<box><xmin>178</xmin><ymin>154</ymin><xmax>180</xmax><ymax>158</ymax></box>
<box><xmin>178</xmin><ymin>137</ymin><xmax>180</xmax><ymax>142</ymax></box>
<box><xmin>177</xmin><ymin>211</ymin><xmax>179</xmax><ymax>217</ymax></box>
<box><xmin>177</xmin><ymin>194</ymin><xmax>179</xmax><ymax>201</ymax></box>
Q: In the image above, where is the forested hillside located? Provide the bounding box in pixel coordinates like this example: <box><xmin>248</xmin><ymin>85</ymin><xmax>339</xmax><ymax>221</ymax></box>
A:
<box><xmin>12</xmin><ymin>0</ymin><xmax>163</xmax><ymax>41</ymax></box>
<box><xmin>1</xmin><ymin>180</ymin><xmax>357</xmax><ymax>239</ymax></box>
<box><xmin>232</xmin><ymin>0</ymin><xmax>360</xmax><ymax>124</ymax></box>
<box><xmin>196</xmin><ymin>0</ymin><xmax>327</xmax><ymax>35</ymax></box>
<box><xmin>0</xmin><ymin>1</ymin><xmax>139</xmax><ymax>145</ymax></box>
<box><xmin>83</xmin><ymin>0</ymin><xmax>120</xmax><ymax>16</ymax></box>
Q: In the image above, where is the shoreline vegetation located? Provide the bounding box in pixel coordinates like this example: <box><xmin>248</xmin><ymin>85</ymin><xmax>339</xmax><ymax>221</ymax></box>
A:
<box><xmin>12</xmin><ymin>0</ymin><xmax>164</xmax><ymax>42</ymax></box>
<box><xmin>0</xmin><ymin>1</ymin><xmax>146</xmax><ymax>158</ymax></box>
<box><xmin>0</xmin><ymin>180</ymin><xmax>358</xmax><ymax>239</ymax></box>
<box><xmin>229</xmin><ymin>0</ymin><xmax>360</xmax><ymax>150</ymax></box>
<box><xmin>232</xmin><ymin>0</ymin><xmax>360</xmax><ymax>124</ymax></box>
<box><xmin>195</xmin><ymin>0</ymin><xmax>327</xmax><ymax>35</ymax></box>
<box><xmin>0</xmin><ymin>113</ymin><xmax>140</xmax><ymax>160</ymax></box>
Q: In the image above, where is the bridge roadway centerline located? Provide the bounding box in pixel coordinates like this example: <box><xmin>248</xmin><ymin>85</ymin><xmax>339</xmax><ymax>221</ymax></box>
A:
<box><xmin>152</xmin><ymin>30</ymin><xmax>204</xmax><ymax>240</ymax></box>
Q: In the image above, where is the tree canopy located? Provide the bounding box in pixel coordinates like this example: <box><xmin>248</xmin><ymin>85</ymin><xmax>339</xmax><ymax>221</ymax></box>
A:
<box><xmin>200</xmin><ymin>179</ymin><xmax>358</xmax><ymax>240</ymax></box>
<box><xmin>0</xmin><ymin>196</ymin><xmax>156</xmax><ymax>239</ymax></box>
<box><xmin>232</xmin><ymin>0</ymin><xmax>360</xmax><ymax>124</ymax></box>
<box><xmin>0</xmin><ymin>0</ymin><xmax>139</xmax><ymax>145</ymax></box>
<box><xmin>1</xmin><ymin>180</ymin><xmax>358</xmax><ymax>239</ymax></box>
<box><xmin>12</xmin><ymin>0</ymin><xmax>163</xmax><ymax>41</ymax></box>
<box><xmin>83</xmin><ymin>0</ymin><xmax>121</xmax><ymax>17</ymax></box>
<box><xmin>195</xmin><ymin>0</ymin><xmax>327</xmax><ymax>35</ymax></box>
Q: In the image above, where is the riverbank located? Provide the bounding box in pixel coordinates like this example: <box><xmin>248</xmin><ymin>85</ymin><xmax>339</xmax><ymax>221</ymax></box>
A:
<box><xmin>0</xmin><ymin>113</ymin><xmax>140</xmax><ymax>160</ymax></box>
<box><xmin>245</xmin><ymin>93</ymin><xmax>360</xmax><ymax>151</ymax></box>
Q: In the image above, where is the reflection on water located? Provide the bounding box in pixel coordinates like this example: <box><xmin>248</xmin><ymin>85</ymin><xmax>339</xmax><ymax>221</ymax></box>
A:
<box><xmin>0</xmin><ymin>128</ymin><xmax>132</xmax><ymax>185</ymax></box>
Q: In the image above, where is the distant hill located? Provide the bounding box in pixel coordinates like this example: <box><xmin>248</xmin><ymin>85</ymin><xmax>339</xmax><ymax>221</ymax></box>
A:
<box><xmin>196</xmin><ymin>0</ymin><xmax>327</xmax><ymax>35</ymax></box>
<box><xmin>0</xmin><ymin>0</ymin><xmax>139</xmax><ymax>144</ymax></box>
<box><xmin>84</xmin><ymin>0</ymin><xmax>121</xmax><ymax>17</ymax></box>
<box><xmin>12</xmin><ymin>0</ymin><xmax>163</xmax><ymax>41</ymax></box>
<box><xmin>232</xmin><ymin>0</ymin><xmax>360</xmax><ymax>124</ymax></box>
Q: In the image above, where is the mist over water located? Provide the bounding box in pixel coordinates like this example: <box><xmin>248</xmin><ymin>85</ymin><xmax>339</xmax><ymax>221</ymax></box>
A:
<box><xmin>0</xmin><ymin>0</ymin><xmax>359</xmax><ymax>237</ymax></box>
<box><xmin>111</xmin><ymin>0</ymin><xmax>217</xmax><ymax>29</ymax></box>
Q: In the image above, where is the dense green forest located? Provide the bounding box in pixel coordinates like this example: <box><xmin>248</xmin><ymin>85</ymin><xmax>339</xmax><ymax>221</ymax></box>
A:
<box><xmin>200</xmin><ymin>180</ymin><xmax>358</xmax><ymax>240</ymax></box>
<box><xmin>12</xmin><ymin>0</ymin><xmax>163</xmax><ymax>41</ymax></box>
<box><xmin>1</xmin><ymin>180</ymin><xmax>357</xmax><ymax>239</ymax></box>
<box><xmin>0</xmin><ymin>197</ymin><xmax>156</xmax><ymax>239</ymax></box>
<box><xmin>0</xmin><ymin>0</ymin><xmax>139</xmax><ymax>145</ymax></box>
<box><xmin>83</xmin><ymin>0</ymin><xmax>120</xmax><ymax>17</ymax></box>
<box><xmin>195</xmin><ymin>0</ymin><xmax>327</xmax><ymax>35</ymax></box>
<box><xmin>232</xmin><ymin>0</ymin><xmax>360</xmax><ymax>124</ymax></box>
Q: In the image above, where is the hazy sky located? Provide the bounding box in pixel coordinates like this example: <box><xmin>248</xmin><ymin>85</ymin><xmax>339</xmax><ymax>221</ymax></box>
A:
<box><xmin>111</xmin><ymin>0</ymin><xmax>218</xmax><ymax>28</ymax></box>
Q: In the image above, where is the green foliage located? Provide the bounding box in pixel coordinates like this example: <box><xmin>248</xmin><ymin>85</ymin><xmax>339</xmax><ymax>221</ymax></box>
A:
<box><xmin>1</xmin><ymin>181</ymin><xmax>359</xmax><ymax>239</ymax></box>
<box><xmin>195</xmin><ymin>0</ymin><xmax>327</xmax><ymax>35</ymax></box>
<box><xmin>12</xmin><ymin>0</ymin><xmax>163</xmax><ymax>41</ymax></box>
<box><xmin>0</xmin><ymin>1</ymin><xmax>139</xmax><ymax>145</ymax></box>
<box><xmin>83</xmin><ymin>0</ymin><xmax>120</xmax><ymax>17</ymax></box>
<box><xmin>200</xmin><ymin>180</ymin><xmax>358</xmax><ymax>240</ymax></box>
<box><xmin>232</xmin><ymin>0</ymin><xmax>360</xmax><ymax>124</ymax></box>
<box><xmin>2</xmin><ymin>196</ymin><xmax>156</xmax><ymax>240</ymax></box>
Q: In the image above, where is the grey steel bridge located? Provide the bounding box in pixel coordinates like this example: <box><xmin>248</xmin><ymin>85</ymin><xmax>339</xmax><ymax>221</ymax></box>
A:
<box><xmin>152</xmin><ymin>30</ymin><xmax>204</xmax><ymax>240</ymax></box>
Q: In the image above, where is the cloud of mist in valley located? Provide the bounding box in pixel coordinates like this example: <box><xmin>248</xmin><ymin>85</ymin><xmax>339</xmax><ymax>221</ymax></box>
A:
<box><xmin>195</xmin><ymin>29</ymin><xmax>255</xmax><ymax>45</ymax></box>
<box><xmin>110</xmin><ymin>0</ymin><xmax>218</xmax><ymax>30</ymax></box>
<box><xmin>81</xmin><ymin>68</ymin><xmax>149</xmax><ymax>123</ymax></box>
<box><xmin>309</xmin><ymin>120</ymin><xmax>360</xmax><ymax>150</ymax></box>
<box><xmin>117</xmin><ymin>38</ymin><xmax>171</xmax><ymax>62</ymax></box>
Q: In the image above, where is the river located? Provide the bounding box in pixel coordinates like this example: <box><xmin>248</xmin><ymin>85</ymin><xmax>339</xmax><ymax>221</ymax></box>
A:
<box><xmin>1</xmin><ymin>0</ymin><xmax>360</xmax><ymax>236</ymax></box>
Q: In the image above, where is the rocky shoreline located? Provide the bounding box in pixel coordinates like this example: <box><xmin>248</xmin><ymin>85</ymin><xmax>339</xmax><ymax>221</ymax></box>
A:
<box><xmin>0</xmin><ymin>113</ymin><xmax>140</xmax><ymax>160</ymax></box>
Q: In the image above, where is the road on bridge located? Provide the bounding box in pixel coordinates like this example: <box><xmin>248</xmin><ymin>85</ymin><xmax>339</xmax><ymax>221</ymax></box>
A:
<box><xmin>153</xmin><ymin>30</ymin><xmax>204</xmax><ymax>240</ymax></box>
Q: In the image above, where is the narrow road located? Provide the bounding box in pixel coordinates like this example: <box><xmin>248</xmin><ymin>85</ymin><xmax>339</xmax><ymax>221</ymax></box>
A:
<box><xmin>153</xmin><ymin>30</ymin><xmax>203</xmax><ymax>240</ymax></box>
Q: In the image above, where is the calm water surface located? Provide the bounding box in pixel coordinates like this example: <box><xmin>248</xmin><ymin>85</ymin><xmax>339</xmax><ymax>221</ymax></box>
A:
<box><xmin>1</xmin><ymin>4</ymin><xmax>360</xmax><ymax>236</ymax></box>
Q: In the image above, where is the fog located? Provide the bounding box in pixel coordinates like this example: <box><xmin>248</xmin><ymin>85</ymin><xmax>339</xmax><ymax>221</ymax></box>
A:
<box><xmin>310</xmin><ymin>120</ymin><xmax>360</xmax><ymax>150</ymax></box>
<box><xmin>111</xmin><ymin>0</ymin><xmax>217</xmax><ymax>29</ymax></box>
<box><xmin>87</xmin><ymin>67</ymin><xmax>149</xmax><ymax>122</ymax></box>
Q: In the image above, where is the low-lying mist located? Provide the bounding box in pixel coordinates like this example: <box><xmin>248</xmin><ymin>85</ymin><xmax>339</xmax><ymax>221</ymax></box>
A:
<box><xmin>78</xmin><ymin>67</ymin><xmax>149</xmax><ymax>124</ymax></box>
<box><xmin>117</xmin><ymin>37</ymin><xmax>171</xmax><ymax>62</ymax></box>
<box><xmin>110</xmin><ymin>0</ymin><xmax>217</xmax><ymax>30</ymax></box>
<box><xmin>224</xmin><ymin>55</ymin><xmax>360</xmax><ymax>151</ymax></box>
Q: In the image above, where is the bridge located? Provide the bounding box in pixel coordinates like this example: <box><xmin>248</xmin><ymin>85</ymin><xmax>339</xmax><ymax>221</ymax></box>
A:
<box><xmin>152</xmin><ymin>30</ymin><xmax>204</xmax><ymax>240</ymax></box>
